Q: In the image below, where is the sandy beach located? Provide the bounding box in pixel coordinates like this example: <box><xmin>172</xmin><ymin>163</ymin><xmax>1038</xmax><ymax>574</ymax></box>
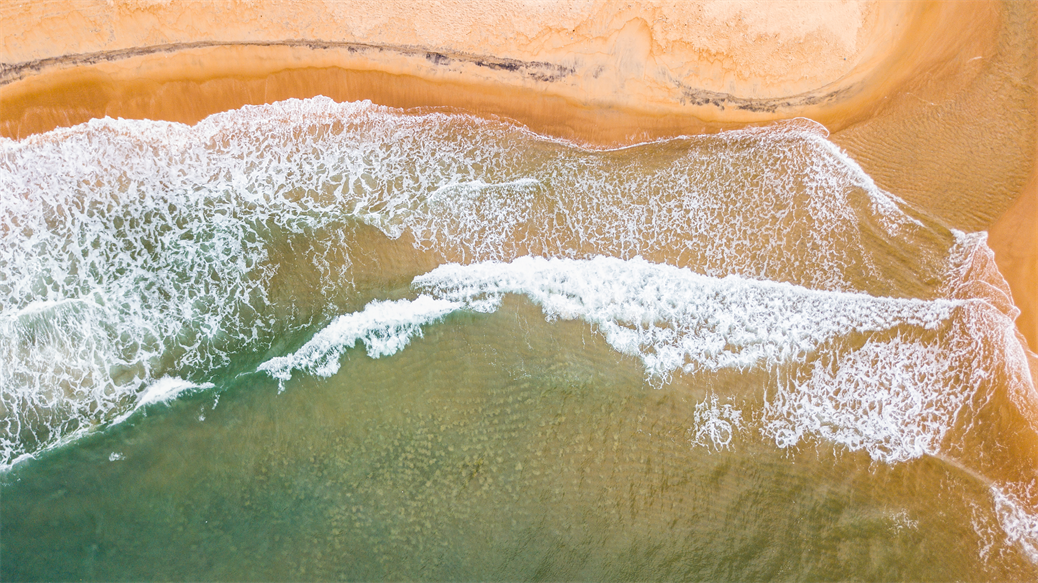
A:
<box><xmin>4</xmin><ymin>3</ymin><xmax>1038</xmax><ymax>578</ymax></box>
<box><xmin>1</xmin><ymin>0</ymin><xmax>1035</xmax><ymax>344</ymax></box>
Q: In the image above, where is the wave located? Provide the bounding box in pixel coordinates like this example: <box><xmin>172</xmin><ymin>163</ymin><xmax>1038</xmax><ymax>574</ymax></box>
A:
<box><xmin>1</xmin><ymin>96</ymin><xmax>1033</xmax><ymax>560</ymax></box>
<box><xmin>3</xmin><ymin>374</ymin><xmax>211</xmax><ymax>469</ymax></box>
<box><xmin>1</xmin><ymin>96</ymin><xmax>979</xmax><ymax>469</ymax></box>
<box><xmin>110</xmin><ymin>376</ymin><xmax>215</xmax><ymax>425</ymax></box>
<box><xmin>1</xmin><ymin>96</ymin><xmax>973</xmax><ymax>294</ymax></box>
<box><xmin>259</xmin><ymin>255</ymin><xmax>1037</xmax><ymax>560</ymax></box>
<box><xmin>263</xmin><ymin>255</ymin><xmax>1026</xmax><ymax>462</ymax></box>
<box><xmin>258</xmin><ymin>296</ymin><xmax>462</xmax><ymax>385</ymax></box>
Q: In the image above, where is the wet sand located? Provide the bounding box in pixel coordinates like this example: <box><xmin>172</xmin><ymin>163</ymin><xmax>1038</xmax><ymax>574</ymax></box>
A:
<box><xmin>1</xmin><ymin>0</ymin><xmax>1035</xmax><ymax>348</ymax></box>
<box><xmin>989</xmin><ymin>162</ymin><xmax>1038</xmax><ymax>355</ymax></box>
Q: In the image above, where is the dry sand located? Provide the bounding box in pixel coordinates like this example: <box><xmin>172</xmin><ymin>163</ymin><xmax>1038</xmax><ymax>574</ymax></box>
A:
<box><xmin>1</xmin><ymin>0</ymin><xmax>1035</xmax><ymax>349</ymax></box>
<box><xmin>0</xmin><ymin>1</ymin><xmax>987</xmax><ymax>135</ymax></box>
<box><xmin>0</xmin><ymin>0</ymin><xmax>910</xmax><ymax>114</ymax></box>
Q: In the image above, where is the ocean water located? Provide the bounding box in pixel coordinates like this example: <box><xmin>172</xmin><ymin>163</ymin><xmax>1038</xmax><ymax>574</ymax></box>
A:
<box><xmin>1</xmin><ymin>97</ymin><xmax>1036</xmax><ymax>580</ymax></box>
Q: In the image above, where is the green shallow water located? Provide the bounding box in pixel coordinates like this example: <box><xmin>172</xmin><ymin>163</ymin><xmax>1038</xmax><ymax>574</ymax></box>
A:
<box><xmin>1</xmin><ymin>99</ymin><xmax>1036</xmax><ymax>581</ymax></box>
<box><xmin>2</xmin><ymin>297</ymin><xmax>1033</xmax><ymax>581</ymax></box>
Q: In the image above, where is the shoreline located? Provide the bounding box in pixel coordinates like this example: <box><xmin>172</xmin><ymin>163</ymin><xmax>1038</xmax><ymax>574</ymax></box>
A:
<box><xmin>1</xmin><ymin>0</ymin><xmax>1034</xmax><ymax>349</ymax></box>
<box><xmin>0</xmin><ymin>1</ymin><xmax>999</xmax><ymax>140</ymax></box>
<box><xmin>989</xmin><ymin>161</ymin><xmax>1038</xmax><ymax>355</ymax></box>
<box><xmin>0</xmin><ymin>47</ymin><xmax>734</xmax><ymax>144</ymax></box>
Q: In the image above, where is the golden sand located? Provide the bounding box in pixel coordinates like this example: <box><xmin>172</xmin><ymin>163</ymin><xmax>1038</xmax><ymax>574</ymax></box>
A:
<box><xmin>1</xmin><ymin>0</ymin><xmax>1035</xmax><ymax>349</ymax></box>
<box><xmin>989</xmin><ymin>161</ymin><xmax>1038</xmax><ymax>352</ymax></box>
<box><xmin>0</xmin><ymin>1</ymin><xmax>998</xmax><ymax>134</ymax></box>
<box><xmin>1</xmin><ymin>0</ymin><xmax>910</xmax><ymax>114</ymax></box>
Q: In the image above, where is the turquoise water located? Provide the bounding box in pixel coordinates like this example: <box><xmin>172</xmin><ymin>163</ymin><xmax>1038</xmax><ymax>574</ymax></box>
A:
<box><xmin>1</xmin><ymin>98</ymin><xmax>1035</xmax><ymax>580</ymax></box>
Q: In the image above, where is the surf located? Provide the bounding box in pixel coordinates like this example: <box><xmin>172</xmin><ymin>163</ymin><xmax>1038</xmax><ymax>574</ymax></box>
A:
<box><xmin>1</xmin><ymin>96</ymin><xmax>1034</xmax><ymax>565</ymax></box>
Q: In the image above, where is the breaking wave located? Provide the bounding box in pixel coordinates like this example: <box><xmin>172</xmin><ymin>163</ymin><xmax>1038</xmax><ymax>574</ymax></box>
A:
<box><xmin>3</xmin><ymin>96</ymin><xmax>976</xmax><ymax>469</ymax></box>
<box><xmin>1</xmin><ymin>96</ymin><xmax>1034</xmax><ymax>561</ymax></box>
<box><xmin>262</xmin><ymin>255</ymin><xmax>1036</xmax><ymax>560</ymax></box>
<box><xmin>263</xmin><ymin>255</ymin><xmax>1028</xmax><ymax>467</ymax></box>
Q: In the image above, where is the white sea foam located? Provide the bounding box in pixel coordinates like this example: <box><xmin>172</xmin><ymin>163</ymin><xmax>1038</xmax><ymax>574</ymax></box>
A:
<box><xmin>2</xmin><ymin>98</ymin><xmax>1034</xmax><ymax>564</ymax></box>
<box><xmin>257</xmin><ymin>253</ymin><xmax>1034</xmax><ymax>560</ymax></box>
<box><xmin>111</xmin><ymin>377</ymin><xmax>216</xmax><ymax>425</ymax></box>
<box><xmin>0</xmin><ymin>373</ymin><xmax>212</xmax><ymax>471</ymax></box>
<box><xmin>1</xmin><ymin>97</ymin><xmax>964</xmax><ymax>295</ymax></box>
<box><xmin>415</xmin><ymin>256</ymin><xmax>1035</xmax><ymax>467</ymax></box>
<box><xmin>0</xmin><ymin>96</ymin><xmax>1015</xmax><ymax>474</ymax></box>
<box><xmin>413</xmin><ymin>256</ymin><xmax>960</xmax><ymax>380</ymax></box>
<box><xmin>260</xmin><ymin>254</ymin><xmax>961</xmax><ymax>383</ymax></box>
<box><xmin>762</xmin><ymin>331</ymin><xmax>978</xmax><ymax>463</ymax></box>
<box><xmin>991</xmin><ymin>483</ymin><xmax>1038</xmax><ymax>563</ymax></box>
<box><xmin>262</xmin><ymin>255</ymin><xmax>1027</xmax><ymax>469</ymax></box>
<box><xmin>688</xmin><ymin>394</ymin><xmax>745</xmax><ymax>451</ymax></box>
<box><xmin>258</xmin><ymin>296</ymin><xmax>462</xmax><ymax>388</ymax></box>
